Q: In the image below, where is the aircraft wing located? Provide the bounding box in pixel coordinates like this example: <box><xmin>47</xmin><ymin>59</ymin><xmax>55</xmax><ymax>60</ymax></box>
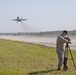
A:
<box><xmin>12</xmin><ymin>19</ymin><xmax>17</xmax><ymax>21</ymax></box>
<box><xmin>21</xmin><ymin>19</ymin><xmax>27</xmax><ymax>21</ymax></box>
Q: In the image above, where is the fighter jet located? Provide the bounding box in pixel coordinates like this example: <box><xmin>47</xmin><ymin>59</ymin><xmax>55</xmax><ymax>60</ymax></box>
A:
<box><xmin>12</xmin><ymin>16</ymin><xmax>27</xmax><ymax>23</ymax></box>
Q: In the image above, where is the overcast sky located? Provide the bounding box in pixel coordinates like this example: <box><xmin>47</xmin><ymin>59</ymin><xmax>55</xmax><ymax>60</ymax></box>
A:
<box><xmin>0</xmin><ymin>0</ymin><xmax>76</xmax><ymax>33</ymax></box>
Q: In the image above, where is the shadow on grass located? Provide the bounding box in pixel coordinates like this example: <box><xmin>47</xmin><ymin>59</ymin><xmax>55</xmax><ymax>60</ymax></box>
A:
<box><xmin>28</xmin><ymin>69</ymin><xmax>57</xmax><ymax>75</ymax></box>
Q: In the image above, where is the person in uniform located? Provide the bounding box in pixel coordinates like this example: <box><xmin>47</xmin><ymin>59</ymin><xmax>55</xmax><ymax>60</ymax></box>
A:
<box><xmin>56</xmin><ymin>30</ymin><xmax>71</xmax><ymax>71</ymax></box>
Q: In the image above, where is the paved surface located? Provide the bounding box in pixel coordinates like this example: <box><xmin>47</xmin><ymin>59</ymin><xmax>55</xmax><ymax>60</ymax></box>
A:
<box><xmin>0</xmin><ymin>35</ymin><xmax>76</xmax><ymax>50</ymax></box>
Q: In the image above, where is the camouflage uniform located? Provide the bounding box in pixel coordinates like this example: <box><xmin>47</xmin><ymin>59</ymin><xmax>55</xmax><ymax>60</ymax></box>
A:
<box><xmin>56</xmin><ymin>36</ymin><xmax>68</xmax><ymax>68</ymax></box>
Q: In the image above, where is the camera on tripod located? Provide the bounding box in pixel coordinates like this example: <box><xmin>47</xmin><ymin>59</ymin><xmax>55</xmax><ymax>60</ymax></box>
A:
<box><xmin>64</xmin><ymin>37</ymin><xmax>76</xmax><ymax>70</ymax></box>
<box><xmin>64</xmin><ymin>37</ymin><xmax>71</xmax><ymax>47</ymax></box>
<box><xmin>65</xmin><ymin>37</ymin><xmax>71</xmax><ymax>42</ymax></box>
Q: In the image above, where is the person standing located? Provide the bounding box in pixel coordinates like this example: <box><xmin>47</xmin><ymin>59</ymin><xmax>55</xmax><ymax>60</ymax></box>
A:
<box><xmin>56</xmin><ymin>30</ymin><xmax>71</xmax><ymax>71</ymax></box>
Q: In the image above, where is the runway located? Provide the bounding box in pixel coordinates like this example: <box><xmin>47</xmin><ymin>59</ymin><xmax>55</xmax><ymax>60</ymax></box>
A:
<box><xmin>0</xmin><ymin>35</ymin><xmax>76</xmax><ymax>50</ymax></box>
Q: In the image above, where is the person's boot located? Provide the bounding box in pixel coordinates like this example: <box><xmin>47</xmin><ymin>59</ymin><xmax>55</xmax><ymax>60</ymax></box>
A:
<box><xmin>63</xmin><ymin>57</ymin><xmax>68</xmax><ymax>71</ymax></box>
<box><xmin>57</xmin><ymin>67</ymin><xmax>61</xmax><ymax>71</ymax></box>
<box><xmin>63</xmin><ymin>66</ymin><xmax>68</xmax><ymax>71</ymax></box>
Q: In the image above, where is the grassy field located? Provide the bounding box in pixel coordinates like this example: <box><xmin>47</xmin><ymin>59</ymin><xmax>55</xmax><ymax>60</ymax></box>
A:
<box><xmin>0</xmin><ymin>39</ymin><xmax>76</xmax><ymax>75</ymax></box>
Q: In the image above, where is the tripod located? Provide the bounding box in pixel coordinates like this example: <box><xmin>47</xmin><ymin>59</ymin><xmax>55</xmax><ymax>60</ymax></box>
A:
<box><xmin>65</xmin><ymin>43</ymin><xmax>76</xmax><ymax>70</ymax></box>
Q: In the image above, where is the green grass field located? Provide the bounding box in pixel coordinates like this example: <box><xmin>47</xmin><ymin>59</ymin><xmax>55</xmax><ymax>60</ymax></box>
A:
<box><xmin>0</xmin><ymin>39</ymin><xmax>76</xmax><ymax>75</ymax></box>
